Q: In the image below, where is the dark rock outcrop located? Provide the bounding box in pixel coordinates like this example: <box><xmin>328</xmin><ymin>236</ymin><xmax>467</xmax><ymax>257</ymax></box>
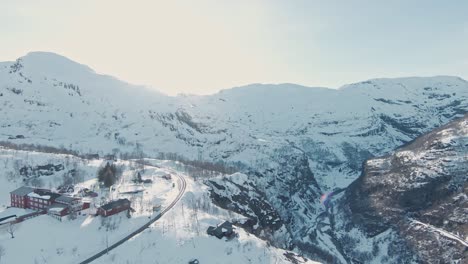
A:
<box><xmin>335</xmin><ymin>114</ymin><xmax>468</xmax><ymax>263</ymax></box>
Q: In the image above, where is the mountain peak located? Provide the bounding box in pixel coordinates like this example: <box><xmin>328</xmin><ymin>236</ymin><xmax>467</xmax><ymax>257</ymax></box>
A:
<box><xmin>17</xmin><ymin>51</ymin><xmax>95</xmax><ymax>80</ymax></box>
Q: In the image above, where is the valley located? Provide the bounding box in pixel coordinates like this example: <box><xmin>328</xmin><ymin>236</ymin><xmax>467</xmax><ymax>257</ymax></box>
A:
<box><xmin>0</xmin><ymin>52</ymin><xmax>467</xmax><ymax>263</ymax></box>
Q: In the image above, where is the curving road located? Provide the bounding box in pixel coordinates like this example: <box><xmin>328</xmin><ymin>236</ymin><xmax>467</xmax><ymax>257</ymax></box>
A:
<box><xmin>78</xmin><ymin>170</ymin><xmax>187</xmax><ymax>264</ymax></box>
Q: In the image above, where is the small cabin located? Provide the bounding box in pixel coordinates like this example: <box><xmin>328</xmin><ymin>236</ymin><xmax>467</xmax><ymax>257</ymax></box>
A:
<box><xmin>162</xmin><ymin>174</ymin><xmax>172</xmax><ymax>180</ymax></box>
<box><xmin>97</xmin><ymin>198</ymin><xmax>131</xmax><ymax>217</ymax></box>
<box><xmin>207</xmin><ymin>221</ymin><xmax>235</xmax><ymax>239</ymax></box>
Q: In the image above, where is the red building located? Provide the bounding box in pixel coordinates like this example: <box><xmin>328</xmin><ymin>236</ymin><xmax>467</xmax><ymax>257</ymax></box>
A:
<box><xmin>10</xmin><ymin>187</ymin><xmax>89</xmax><ymax>217</ymax></box>
<box><xmin>27</xmin><ymin>189</ymin><xmax>61</xmax><ymax>210</ymax></box>
<box><xmin>48</xmin><ymin>204</ymin><xmax>69</xmax><ymax>217</ymax></box>
<box><xmin>10</xmin><ymin>186</ymin><xmax>34</xmax><ymax>208</ymax></box>
<box><xmin>97</xmin><ymin>199</ymin><xmax>131</xmax><ymax>217</ymax></box>
<box><xmin>47</xmin><ymin>201</ymin><xmax>90</xmax><ymax>218</ymax></box>
<box><xmin>55</xmin><ymin>195</ymin><xmax>81</xmax><ymax>210</ymax></box>
<box><xmin>10</xmin><ymin>187</ymin><xmax>59</xmax><ymax>210</ymax></box>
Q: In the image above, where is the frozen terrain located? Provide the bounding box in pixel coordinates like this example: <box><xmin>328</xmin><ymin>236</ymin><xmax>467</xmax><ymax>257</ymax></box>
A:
<box><xmin>0</xmin><ymin>149</ymin><xmax>315</xmax><ymax>264</ymax></box>
<box><xmin>334</xmin><ymin>115</ymin><xmax>468</xmax><ymax>263</ymax></box>
<box><xmin>0</xmin><ymin>52</ymin><xmax>467</xmax><ymax>263</ymax></box>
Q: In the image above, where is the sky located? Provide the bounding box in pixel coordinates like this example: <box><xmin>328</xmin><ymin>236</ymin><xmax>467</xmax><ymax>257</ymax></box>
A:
<box><xmin>1</xmin><ymin>0</ymin><xmax>467</xmax><ymax>95</ymax></box>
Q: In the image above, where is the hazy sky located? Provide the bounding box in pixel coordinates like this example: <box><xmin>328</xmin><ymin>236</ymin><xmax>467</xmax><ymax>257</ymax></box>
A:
<box><xmin>1</xmin><ymin>0</ymin><xmax>467</xmax><ymax>95</ymax></box>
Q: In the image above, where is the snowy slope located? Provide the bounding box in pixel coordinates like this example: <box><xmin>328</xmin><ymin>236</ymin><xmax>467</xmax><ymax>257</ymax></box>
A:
<box><xmin>0</xmin><ymin>149</ymin><xmax>316</xmax><ymax>264</ymax></box>
<box><xmin>1</xmin><ymin>52</ymin><xmax>467</xmax><ymax>263</ymax></box>
<box><xmin>93</xmin><ymin>162</ymin><xmax>317</xmax><ymax>264</ymax></box>
<box><xmin>1</xmin><ymin>53</ymin><xmax>466</xmax><ymax>190</ymax></box>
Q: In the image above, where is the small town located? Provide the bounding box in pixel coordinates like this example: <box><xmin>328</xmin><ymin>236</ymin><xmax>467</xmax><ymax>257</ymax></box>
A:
<box><xmin>0</xmin><ymin>160</ymin><xmax>176</xmax><ymax>233</ymax></box>
<box><xmin>4</xmin><ymin>186</ymin><xmax>132</xmax><ymax>223</ymax></box>
<box><xmin>0</xmin><ymin>152</ymin><xmax>257</xmax><ymax>264</ymax></box>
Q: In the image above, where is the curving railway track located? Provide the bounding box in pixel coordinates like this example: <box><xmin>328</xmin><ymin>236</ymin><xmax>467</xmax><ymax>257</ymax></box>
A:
<box><xmin>78</xmin><ymin>171</ymin><xmax>186</xmax><ymax>264</ymax></box>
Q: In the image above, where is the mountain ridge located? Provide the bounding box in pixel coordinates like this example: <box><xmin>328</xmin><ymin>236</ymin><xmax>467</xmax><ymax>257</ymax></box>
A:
<box><xmin>9</xmin><ymin>51</ymin><xmax>468</xmax><ymax>97</ymax></box>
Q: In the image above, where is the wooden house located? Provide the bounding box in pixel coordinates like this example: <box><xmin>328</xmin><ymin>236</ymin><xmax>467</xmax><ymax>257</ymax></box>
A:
<box><xmin>97</xmin><ymin>198</ymin><xmax>131</xmax><ymax>217</ymax></box>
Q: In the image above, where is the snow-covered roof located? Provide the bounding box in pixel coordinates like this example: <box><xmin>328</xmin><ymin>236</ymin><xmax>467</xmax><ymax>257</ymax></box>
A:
<box><xmin>10</xmin><ymin>186</ymin><xmax>34</xmax><ymax>196</ymax></box>
<box><xmin>48</xmin><ymin>203</ymin><xmax>67</xmax><ymax>213</ymax></box>
<box><xmin>100</xmin><ymin>198</ymin><xmax>130</xmax><ymax>211</ymax></box>
<box><xmin>27</xmin><ymin>190</ymin><xmax>60</xmax><ymax>200</ymax></box>
<box><xmin>27</xmin><ymin>192</ymin><xmax>51</xmax><ymax>200</ymax></box>
<box><xmin>119</xmin><ymin>185</ymin><xmax>144</xmax><ymax>194</ymax></box>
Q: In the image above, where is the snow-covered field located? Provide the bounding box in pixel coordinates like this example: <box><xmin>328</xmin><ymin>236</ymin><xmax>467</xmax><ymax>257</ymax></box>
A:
<box><xmin>0</xmin><ymin>148</ymin><xmax>181</xmax><ymax>263</ymax></box>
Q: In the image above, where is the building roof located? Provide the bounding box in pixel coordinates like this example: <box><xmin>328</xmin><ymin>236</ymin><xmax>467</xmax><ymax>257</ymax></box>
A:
<box><xmin>28</xmin><ymin>189</ymin><xmax>61</xmax><ymax>200</ymax></box>
<box><xmin>100</xmin><ymin>198</ymin><xmax>130</xmax><ymax>211</ymax></box>
<box><xmin>207</xmin><ymin>221</ymin><xmax>235</xmax><ymax>239</ymax></box>
<box><xmin>47</xmin><ymin>203</ymin><xmax>68</xmax><ymax>211</ymax></box>
<box><xmin>10</xmin><ymin>186</ymin><xmax>34</xmax><ymax>196</ymax></box>
<box><xmin>48</xmin><ymin>203</ymin><xmax>68</xmax><ymax>213</ymax></box>
<box><xmin>55</xmin><ymin>195</ymin><xmax>76</xmax><ymax>204</ymax></box>
<box><xmin>28</xmin><ymin>192</ymin><xmax>51</xmax><ymax>199</ymax></box>
<box><xmin>218</xmin><ymin>221</ymin><xmax>234</xmax><ymax>231</ymax></box>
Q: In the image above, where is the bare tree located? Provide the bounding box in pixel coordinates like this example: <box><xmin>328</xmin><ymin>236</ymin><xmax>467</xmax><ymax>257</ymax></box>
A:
<box><xmin>6</xmin><ymin>171</ymin><xmax>15</xmax><ymax>182</ymax></box>
<box><xmin>133</xmin><ymin>143</ymin><xmax>145</xmax><ymax>172</ymax></box>
<box><xmin>7</xmin><ymin>223</ymin><xmax>15</xmax><ymax>239</ymax></box>
<box><xmin>68</xmin><ymin>206</ymin><xmax>78</xmax><ymax>220</ymax></box>
<box><xmin>191</xmin><ymin>198</ymin><xmax>200</xmax><ymax>235</ymax></box>
<box><xmin>12</xmin><ymin>160</ymin><xmax>22</xmax><ymax>176</ymax></box>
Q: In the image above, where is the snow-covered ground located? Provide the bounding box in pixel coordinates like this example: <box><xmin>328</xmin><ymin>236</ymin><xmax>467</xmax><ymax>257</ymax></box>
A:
<box><xmin>0</xmin><ymin>149</ymin><xmax>317</xmax><ymax>264</ymax></box>
<box><xmin>94</xmin><ymin>170</ymin><xmax>317</xmax><ymax>264</ymax></box>
<box><xmin>0</xmin><ymin>148</ymin><xmax>181</xmax><ymax>263</ymax></box>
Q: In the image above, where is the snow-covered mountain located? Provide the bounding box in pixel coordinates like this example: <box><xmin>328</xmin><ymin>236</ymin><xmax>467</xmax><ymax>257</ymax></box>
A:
<box><xmin>1</xmin><ymin>52</ymin><xmax>467</xmax><ymax>263</ymax></box>
<box><xmin>2</xmin><ymin>53</ymin><xmax>467</xmax><ymax>174</ymax></box>
<box><xmin>334</xmin><ymin>114</ymin><xmax>467</xmax><ymax>263</ymax></box>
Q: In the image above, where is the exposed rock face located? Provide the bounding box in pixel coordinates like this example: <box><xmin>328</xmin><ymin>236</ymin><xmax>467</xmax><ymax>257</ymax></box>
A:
<box><xmin>207</xmin><ymin>150</ymin><xmax>349</xmax><ymax>262</ymax></box>
<box><xmin>19</xmin><ymin>163</ymin><xmax>65</xmax><ymax>177</ymax></box>
<box><xmin>335</xmin><ymin>115</ymin><xmax>468</xmax><ymax>263</ymax></box>
<box><xmin>207</xmin><ymin>172</ymin><xmax>290</xmax><ymax>247</ymax></box>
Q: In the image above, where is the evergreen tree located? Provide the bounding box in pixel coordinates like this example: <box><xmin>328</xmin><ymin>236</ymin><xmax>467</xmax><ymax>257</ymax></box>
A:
<box><xmin>98</xmin><ymin>162</ymin><xmax>118</xmax><ymax>187</ymax></box>
<box><xmin>132</xmin><ymin>171</ymin><xmax>142</xmax><ymax>183</ymax></box>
